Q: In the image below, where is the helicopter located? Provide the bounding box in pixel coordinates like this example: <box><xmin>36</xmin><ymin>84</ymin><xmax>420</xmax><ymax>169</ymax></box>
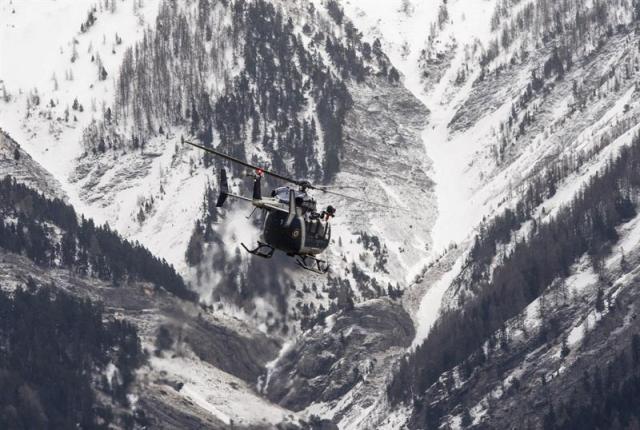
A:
<box><xmin>183</xmin><ymin>138</ymin><xmax>399</xmax><ymax>274</ymax></box>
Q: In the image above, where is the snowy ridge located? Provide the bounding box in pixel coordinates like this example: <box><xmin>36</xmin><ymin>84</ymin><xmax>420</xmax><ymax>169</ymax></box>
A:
<box><xmin>0</xmin><ymin>0</ymin><xmax>163</xmax><ymax>221</ymax></box>
<box><xmin>6</xmin><ymin>0</ymin><xmax>640</xmax><ymax>427</ymax></box>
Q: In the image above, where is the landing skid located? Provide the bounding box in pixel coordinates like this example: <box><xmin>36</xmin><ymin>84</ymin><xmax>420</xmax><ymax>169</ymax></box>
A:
<box><xmin>241</xmin><ymin>241</ymin><xmax>275</xmax><ymax>258</ymax></box>
<box><xmin>295</xmin><ymin>254</ymin><xmax>330</xmax><ymax>274</ymax></box>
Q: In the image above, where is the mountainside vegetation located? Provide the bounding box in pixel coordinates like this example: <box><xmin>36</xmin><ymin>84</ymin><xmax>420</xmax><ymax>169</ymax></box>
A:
<box><xmin>83</xmin><ymin>0</ymin><xmax>396</xmax><ymax>183</ymax></box>
<box><xmin>389</xmin><ymin>132</ymin><xmax>640</xmax><ymax>416</ymax></box>
<box><xmin>0</xmin><ymin>282</ymin><xmax>143</xmax><ymax>430</ymax></box>
<box><xmin>544</xmin><ymin>334</ymin><xmax>640</xmax><ymax>430</ymax></box>
<box><xmin>484</xmin><ymin>0</ymin><xmax>638</xmax><ymax>69</ymax></box>
<box><xmin>0</xmin><ymin>176</ymin><xmax>196</xmax><ymax>301</ymax></box>
<box><xmin>13</xmin><ymin>0</ymin><xmax>640</xmax><ymax>427</ymax></box>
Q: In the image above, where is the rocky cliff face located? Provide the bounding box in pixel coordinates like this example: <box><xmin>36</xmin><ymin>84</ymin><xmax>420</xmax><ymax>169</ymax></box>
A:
<box><xmin>339</xmin><ymin>76</ymin><xmax>433</xmax><ymax>280</ymax></box>
<box><xmin>265</xmin><ymin>299</ymin><xmax>414</xmax><ymax>412</ymax></box>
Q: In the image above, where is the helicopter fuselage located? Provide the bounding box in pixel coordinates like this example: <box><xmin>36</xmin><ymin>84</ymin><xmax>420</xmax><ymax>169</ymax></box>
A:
<box><xmin>263</xmin><ymin>209</ymin><xmax>331</xmax><ymax>256</ymax></box>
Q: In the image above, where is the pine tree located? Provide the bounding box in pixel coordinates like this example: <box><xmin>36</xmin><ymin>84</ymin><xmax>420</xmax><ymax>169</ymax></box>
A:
<box><xmin>438</xmin><ymin>0</ymin><xmax>449</xmax><ymax>29</ymax></box>
<box><xmin>561</xmin><ymin>336</ymin><xmax>570</xmax><ymax>358</ymax></box>
<box><xmin>185</xmin><ymin>221</ymin><xmax>204</xmax><ymax>267</ymax></box>
<box><xmin>595</xmin><ymin>287</ymin><xmax>605</xmax><ymax>312</ymax></box>
<box><xmin>61</xmin><ymin>232</ymin><xmax>76</xmax><ymax>267</ymax></box>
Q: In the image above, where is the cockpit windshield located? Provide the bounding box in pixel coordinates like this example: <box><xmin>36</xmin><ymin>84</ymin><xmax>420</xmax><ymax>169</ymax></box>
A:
<box><xmin>273</xmin><ymin>187</ymin><xmax>310</xmax><ymax>203</ymax></box>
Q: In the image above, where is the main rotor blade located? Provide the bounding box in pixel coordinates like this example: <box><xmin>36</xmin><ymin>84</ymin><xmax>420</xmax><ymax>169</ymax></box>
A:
<box><xmin>316</xmin><ymin>187</ymin><xmax>405</xmax><ymax>211</ymax></box>
<box><xmin>316</xmin><ymin>185</ymin><xmax>362</xmax><ymax>190</ymax></box>
<box><xmin>185</xmin><ymin>138</ymin><xmax>404</xmax><ymax>210</ymax></box>
<box><xmin>183</xmin><ymin>139</ymin><xmax>304</xmax><ymax>186</ymax></box>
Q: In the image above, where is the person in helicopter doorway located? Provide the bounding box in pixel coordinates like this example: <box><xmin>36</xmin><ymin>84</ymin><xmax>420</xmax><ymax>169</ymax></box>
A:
<box><xmin>307</xmin><ymin>204</ymin><xmax>335</xmax><ymax>239</ymax></box>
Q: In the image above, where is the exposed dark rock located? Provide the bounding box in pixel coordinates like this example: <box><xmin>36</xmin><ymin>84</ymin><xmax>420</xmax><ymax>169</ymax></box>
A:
<box><xmin>173</xmin><ymin>312</ymin><xmax>280</xmax><ymax>382</ymax></box>
<box><xmin>265</xmin><ymin>298</ymin><xmax>415</xmax><ymax>411</ymax></box>
<box><xmin>138</xmin><ymin>388</ymin><xmax>228</xmax><ymax>430</ymax></box>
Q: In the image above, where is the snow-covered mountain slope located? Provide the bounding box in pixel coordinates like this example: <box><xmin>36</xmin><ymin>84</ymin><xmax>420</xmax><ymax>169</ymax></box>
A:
<box><xmin>1</xmin><ymin>0</ymin><xmax>432</xmax><ymax>427</ymax></box>
<box><xmin>340</xmin><ymin>0</ymin><xmax>520</xmax><ymax>351</ymax></box>
<box><xmin>0</xmin><ymin>128</ymin><xmax>66</xmax><ymax>200</ymax></box>
<box><xmin>0</xmin><ymin>248</ymin><xmax>303</xmax><ymax>429</ymax></box>
<box><xmin>341</xmin><ymin>0</ymin><xmax>499</xmax><ymax>253</ymax></box>
<box><xmin>0</xmin><ymin>166</ymin><xmax>306</xmax><ymax>429</ymax></box>
<box><xmin>6</xmin><ymin>0</ymin><xmax>640</xmax><ymax>428</ymax></box>
<box><xmin>341</xmin><ymin>0</ymin><xmax>640</xmax><ymax>334</ymax></box>
<box><xmin>336</xmin><ymin>0</ymin><xmax>640</xmax><ymax>427</ymax></box>
<box><xmin>0</xmin><ymin>0</ymin><xmax>162</xmax><ymax>192</ymax></box>
<box><xmin>406</xmin><ymin>210</ymin><xmax>640</xmax><ymax>429</ymax></box>
<box><xmin>1</xmin><ymin>0</ymin><xmax>436</xmax><ymax>356</ymax></box>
